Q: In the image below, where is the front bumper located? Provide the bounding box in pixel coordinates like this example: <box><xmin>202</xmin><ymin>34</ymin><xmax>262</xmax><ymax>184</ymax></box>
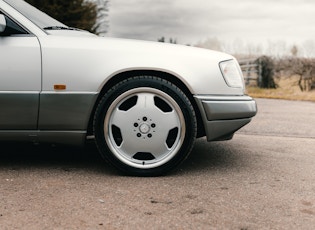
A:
<box><xmin>194</xmin><ymin>95</ymin><xmax>257</xmax><ymax>141</ymax></box>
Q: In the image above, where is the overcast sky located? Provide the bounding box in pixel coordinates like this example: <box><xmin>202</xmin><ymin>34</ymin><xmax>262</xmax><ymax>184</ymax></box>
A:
<box><xmin>106</xmin><ymin>0</ymin><xmax>315</xmax><ymax>54</ymax></box>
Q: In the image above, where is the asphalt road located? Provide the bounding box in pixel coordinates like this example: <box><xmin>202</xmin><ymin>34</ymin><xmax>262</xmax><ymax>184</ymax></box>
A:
<box><xmin>0</xmin><ymin>98</ymin><xmax>314</xmax><ymax>229</ymax></box>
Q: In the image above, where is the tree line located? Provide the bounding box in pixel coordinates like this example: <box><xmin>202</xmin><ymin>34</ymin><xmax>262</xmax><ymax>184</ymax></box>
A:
<box><xmin>25</xmin><ymin>0</ymin><xmax>109</xmax><ymax>34</ymax></box>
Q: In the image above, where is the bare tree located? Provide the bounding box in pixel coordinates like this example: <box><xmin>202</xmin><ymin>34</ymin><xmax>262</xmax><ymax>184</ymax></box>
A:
<box><xmin>276</xmin><ymin>57</ymin><xmax>315</xmax><ymax>91</ymax></box>
<box><xmin>92</xmin><ymin>0</ymin><xmax>109</xmax><ymax>35</ymax></box>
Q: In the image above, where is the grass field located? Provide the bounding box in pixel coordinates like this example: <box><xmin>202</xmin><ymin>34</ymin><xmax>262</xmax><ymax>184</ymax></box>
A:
<box><xmin>246</xmin><ymin>75</ymin><xmax>315</xmax><ymax>102</ymax></box>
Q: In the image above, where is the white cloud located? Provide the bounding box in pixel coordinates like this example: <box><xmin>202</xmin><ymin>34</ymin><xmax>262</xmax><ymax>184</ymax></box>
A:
<box><xmin>107</xmin><ymin>0</ymin><xmax>315</xmax><ymax>48</ymax></box>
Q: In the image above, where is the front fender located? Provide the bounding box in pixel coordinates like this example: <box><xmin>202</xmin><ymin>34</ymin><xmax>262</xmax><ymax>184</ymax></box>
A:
<box><xmin>39</xmin><ymin>36</ymin><xmax>244</xmax><ymax>96</ymax></box>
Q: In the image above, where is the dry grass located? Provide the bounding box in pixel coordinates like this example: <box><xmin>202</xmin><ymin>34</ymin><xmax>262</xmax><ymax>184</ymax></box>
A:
<box><xmin>246</xmin><ymin>75</ymin><xmax>315</xmax><ymax>102</ymax></box>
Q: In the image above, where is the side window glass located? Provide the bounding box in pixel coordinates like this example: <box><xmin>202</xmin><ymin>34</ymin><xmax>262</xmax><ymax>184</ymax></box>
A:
<box><xmin>0</xmin><ymin>11</ymin><xmax>28</xmax><ymax>36</ymax></box>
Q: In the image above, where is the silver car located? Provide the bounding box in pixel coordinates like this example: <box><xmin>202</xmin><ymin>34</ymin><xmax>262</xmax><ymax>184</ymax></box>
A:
<box><xmin>0</xmin><ymin>0</ymin><xmax>257</xmax><ymax>176</ymax></box>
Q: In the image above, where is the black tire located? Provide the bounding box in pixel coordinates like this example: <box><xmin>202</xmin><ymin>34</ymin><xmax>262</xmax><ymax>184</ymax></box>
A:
<box><xmin>94</xmin><ymin>76</ymin><xmax>197</xmax><ymax>176</ymax></box>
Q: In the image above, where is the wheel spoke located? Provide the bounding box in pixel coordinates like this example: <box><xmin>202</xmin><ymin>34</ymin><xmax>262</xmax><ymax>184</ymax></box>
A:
<box><xmin>159</xmin><ymin>110</ymin><xmax>180</xmax><ymax>129</ymax></box>
<box><xmin>119</xmin><ymin>135</ymin><xmax>170</xmax><ymax>160</ymax></box>
<box><xmin>134</xmin><ymin>93</ymin><xmax>155</xmax><ymax>110</ymax></box>
<box><xmin>150</xmin><ymin>141</ymin><xmax>170</xmax><ymax>158</ymax></box>
<box><xmin>110</xmin><ymin>108</ymin><xmax>130</xmax><ymax>127</ymax></box>
<box><xmin>119</xmin><ymin>137</ymin><xmax>140</xmax><ymax>158</ymax></box>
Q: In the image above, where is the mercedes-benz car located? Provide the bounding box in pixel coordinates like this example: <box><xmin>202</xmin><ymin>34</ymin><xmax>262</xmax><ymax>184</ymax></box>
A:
<box><xmin>0</xmin><ymin>0</ymin><xmax>257</xmax><ymax>176</ymax></box>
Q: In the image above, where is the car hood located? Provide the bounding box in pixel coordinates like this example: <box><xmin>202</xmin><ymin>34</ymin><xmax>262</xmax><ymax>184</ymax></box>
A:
<box><xmin>45</xmin><ymin>29</ymin><xmax>233</xmax><ymax>62</ymax></box>
<box><xmin>99</xmin><ymin>36</ymin><xmax>233</xmax><ymax>62</ymax></box>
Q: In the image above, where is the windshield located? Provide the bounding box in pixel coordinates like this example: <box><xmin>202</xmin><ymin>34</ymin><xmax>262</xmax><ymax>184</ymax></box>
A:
<box><xmin>3</xmin><ymin>0</ymin><xmax>66</xmax><ymax>29</ymax></box>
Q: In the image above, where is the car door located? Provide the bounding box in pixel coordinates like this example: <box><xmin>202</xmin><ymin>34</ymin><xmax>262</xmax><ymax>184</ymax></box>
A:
<box><xmin>0</xmin><ymin>11</ymin><xmax>41</xmax><ymax>130</ymax></box>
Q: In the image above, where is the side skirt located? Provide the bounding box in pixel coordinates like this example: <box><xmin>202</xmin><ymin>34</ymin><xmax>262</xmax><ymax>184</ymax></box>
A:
<box><xmin>0</xmin><ymin>131</ymin><xmax>87</xmax><ymax>146</ymax></box>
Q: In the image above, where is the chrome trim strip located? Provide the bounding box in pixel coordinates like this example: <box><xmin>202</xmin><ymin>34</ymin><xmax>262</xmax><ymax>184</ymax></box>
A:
<box><xmin>40</xmin><ymin>91</ymin><xmax>98</xmax><ymax>95</ymax></box>
<box><xmin>194</xmin><ymin>95</ymin><xmax>254</xmax><ymax>101</ymax></box>
<box><xmin>0</xmin><ymin>91</ymin><xmax>40</xmax><ymax>94</ymax></box>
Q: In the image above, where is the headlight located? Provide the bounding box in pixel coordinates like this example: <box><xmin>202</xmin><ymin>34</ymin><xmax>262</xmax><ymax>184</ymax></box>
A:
<box><xmin>219</xmin><ymin>60</ymin><xmax>244</xmax><ymax>88</ymax></box>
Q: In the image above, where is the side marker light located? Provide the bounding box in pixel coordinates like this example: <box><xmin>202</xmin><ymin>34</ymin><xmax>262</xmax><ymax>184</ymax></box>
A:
<box><xmin>54</xmin><ymin>84</ymin><xmax>66</xmax><ymax>90</ymax></box>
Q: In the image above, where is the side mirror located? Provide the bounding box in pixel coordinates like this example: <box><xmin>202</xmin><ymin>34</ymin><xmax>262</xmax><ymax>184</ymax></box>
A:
<box><xmin>0</xmin><ymin>14</ymin><xmax>6</xmax><ymax>33</ymax></box>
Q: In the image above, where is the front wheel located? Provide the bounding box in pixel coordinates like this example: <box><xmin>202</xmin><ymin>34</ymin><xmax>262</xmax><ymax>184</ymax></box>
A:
<box><xmin>94</xmin><ymin>76</ymin><xmax>197</xmax><ymax>176</ymax></box>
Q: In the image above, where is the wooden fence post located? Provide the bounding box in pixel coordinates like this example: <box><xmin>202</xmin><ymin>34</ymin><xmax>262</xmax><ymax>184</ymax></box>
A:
<box><xmin>239</xmin><ymin>58</ymin><xmax>260</xmax><ymax>87</ymax></box>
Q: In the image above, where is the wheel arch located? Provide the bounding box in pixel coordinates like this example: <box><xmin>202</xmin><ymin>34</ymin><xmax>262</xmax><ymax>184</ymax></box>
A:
<box><xmin>87</xmin><ymin>70</ymin><xmax>205</xmax><ymax>138</ymax></box>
